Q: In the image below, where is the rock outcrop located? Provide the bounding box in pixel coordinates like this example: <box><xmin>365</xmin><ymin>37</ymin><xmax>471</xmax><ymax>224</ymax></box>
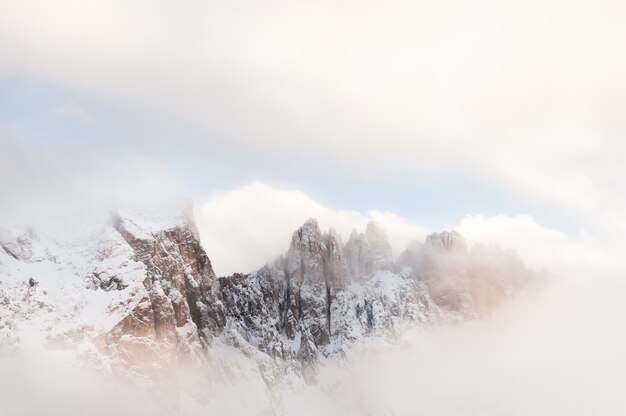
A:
<box><xmin>396</xmin><ymin>230</ymin><xmax>530</xmax><ymax>316</ymax></box>
<box><xmin>96</xmin><ymin>213</ymin><xmax>227</xmax><ymax>384</ymax></box>
<box><xmin>344</xmin><ymin>221</ymin><xmax>394</xmax><ymax>280</ymax></box>
<box><xmin>0</xmin><ymin>206</ymin><xmax>533</xmax><ymax>395</ymax></box>
<box><xmin>218</xmin><ymin>218</ymin><xmax>438</xmax><ymax>378</ymax></box>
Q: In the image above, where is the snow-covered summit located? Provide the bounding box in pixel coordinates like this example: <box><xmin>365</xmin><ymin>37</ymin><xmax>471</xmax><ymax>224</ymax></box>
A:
<box><xmin>0</xmin><ymin>207</ymin><xmax>535</xmax><ymax>408</ymax></box>
<box><xmin>0</xmin><ymin>201</ymin><xmax>206</xmax><ymax>353</ymax></box>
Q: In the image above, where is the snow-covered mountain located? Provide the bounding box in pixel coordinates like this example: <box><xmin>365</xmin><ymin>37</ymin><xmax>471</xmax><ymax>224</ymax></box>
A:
<box><xmin>0</xmin><ymin>204</ymin><xmax>534</xmax><ymax>412</ymax></box>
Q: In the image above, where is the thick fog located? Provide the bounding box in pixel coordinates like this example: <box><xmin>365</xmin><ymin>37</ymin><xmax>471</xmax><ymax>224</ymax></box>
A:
<box><xmin>2</xmin><ymin>0</ymin><xmax>625</xmax><ymax>413</ymax></box>
<box><xmin>2</xmin><ymin>272</ymin><xmax>625</xmax><ymax>416</ymax></box>
<box><xmin>322</xmin><ymin>284</ymin><xmax>626</xmax><ymax>415</ymax></box>
<box><xmin>1</xmin><ymin>146</ymin><xmax>625</xmax><ymax>415</ymax></box>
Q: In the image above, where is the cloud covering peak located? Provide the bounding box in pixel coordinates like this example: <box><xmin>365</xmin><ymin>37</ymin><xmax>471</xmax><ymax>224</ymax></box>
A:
<box><xmin>195</xmin><ymin>182</ymin><xmax>621</xmax><ymax>280</ymax></box>
<box><xmin>2</xmin><ymin>0</ymin><xmax>626</xmax><ymax>230</ymax></box>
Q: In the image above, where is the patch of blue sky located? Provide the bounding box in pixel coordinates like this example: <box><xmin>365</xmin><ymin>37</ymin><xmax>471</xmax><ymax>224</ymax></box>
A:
<box><xmin>0</xmin><ymin>78</ymin><xmax>581</xmax><ymax>237</ymax></box>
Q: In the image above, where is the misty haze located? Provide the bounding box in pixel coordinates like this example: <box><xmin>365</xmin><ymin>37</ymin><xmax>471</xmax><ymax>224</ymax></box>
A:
<box><xmin>2</xmin><ymin>1</ymin><xmax>626</xmax><ymax>415</ymax></box>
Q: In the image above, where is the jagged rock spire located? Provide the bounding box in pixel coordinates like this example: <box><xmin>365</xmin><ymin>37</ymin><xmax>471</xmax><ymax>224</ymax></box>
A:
<box><xmin>425</xmin><ymin>230</ymin><xmax>468</xmax><ymax>254</ymax></box>
<box><xmin>344</xmin><ymin>221</ymin><xmax>394</xmax><ymax>280</ymax></box>
<box><xmin>364</xmin><ymin>221</ymin><xmax>394</xmax><ymax>272</ymax></box>
<box><xmin>285</xmin><ymin>218</ymin><xmax>327</xmax><ymax>282</ymax></box>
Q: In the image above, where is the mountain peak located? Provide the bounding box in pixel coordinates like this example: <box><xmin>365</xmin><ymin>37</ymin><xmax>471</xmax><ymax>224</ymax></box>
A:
<box><xmin>426</xmin><ymin>230</ymin><xmax>468</xmax><ymax>254</ymax></box>
<box><xmin>291</xmin><ymin>218</ymin><xmax>322</xmax><ymax>247</ymax></box>
<box><xmin>364</xmin><ymin>221</ymin><xmax>394</xmax><ymax>272</ymax></box>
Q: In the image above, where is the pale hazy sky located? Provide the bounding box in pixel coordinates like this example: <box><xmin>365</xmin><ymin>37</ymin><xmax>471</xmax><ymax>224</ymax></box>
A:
<box><xmin>1</xmin><ymin>0</ymin><xmax>625</xmax><ymax>274</ymax></box>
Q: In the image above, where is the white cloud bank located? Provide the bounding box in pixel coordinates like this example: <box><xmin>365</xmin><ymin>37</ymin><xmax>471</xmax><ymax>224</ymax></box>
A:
<box><xmin>196</xmin><ymin>181</ymin><xmax>428</xmax><ymax>275</ymax></box>
<box><xmin>196</xmin><ymin>182</ymin><xmax>623</xmax><ymax>281</ymax></box>
<box><xmin>455</xmin><ymin>215</ymin><xmax>624</xmax><ymax>284</ymax></box>
<box><xmin>4</xmin><ymin>267</ymin><xmax>625</xmax><ymax>416</ymax></box>
<box><xmin>2</xmin><ymin>0</ymin><xmax>626</xmax><ymax>230</ymax></box>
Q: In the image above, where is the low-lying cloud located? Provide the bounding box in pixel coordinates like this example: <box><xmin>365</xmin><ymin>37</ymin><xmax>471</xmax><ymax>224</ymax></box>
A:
<box><xmin>2</xmin><ymin>0</ymin><xmax>626</xmax><ymax>226</ymax></box>
<box><xmin>196</xmin><ymin>181</ymin><xmax>428</xmax><ymax>275</ymax></box>
<box><xmin>1</xmin><ymin>177</ymin><xmax>624</xmax><ymax>416</ymax></box>
<box><xmin>314</xmin><ymin>282</ymin><xmax>626</xmax><ymax>416</ymax></box>
<box><xmin>3</xmin><ymin>279</ymin><xmax>625</xmax><ymax>416</ymax></box>
<box><xmin>196</xmin><ymin>181</ymin><xmax>620</xmax><ymax>281</ymax></box>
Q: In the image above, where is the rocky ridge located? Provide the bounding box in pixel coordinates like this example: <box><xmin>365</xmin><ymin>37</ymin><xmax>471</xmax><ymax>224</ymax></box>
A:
<box><xmin>0</xmin><ymin>206</ymin><xmax>533</xmax><ymax>404</ymax></box>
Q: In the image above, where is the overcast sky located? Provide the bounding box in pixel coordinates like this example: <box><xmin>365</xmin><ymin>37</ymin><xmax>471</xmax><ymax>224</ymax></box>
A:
<box><xmin>1</xmin><ymin>0</ymin><xmax>625</xmax><ymax>275</ymax></box>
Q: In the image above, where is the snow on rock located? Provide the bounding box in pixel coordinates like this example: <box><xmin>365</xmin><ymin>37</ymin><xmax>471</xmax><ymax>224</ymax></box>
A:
<box><xmin>218</xmin><ymin>219</ymin><xmax>440</xmax><ymax>384</ymax></box>
<box><xmin>0</xmin><ymin>205</ymin><xmax>536</xmax><ymax>411</ymax></box>
<box><xmin>343</xmin><ymin>221</ymin><xmax>394</xmax><ymax>280</ymax></box>
<box><xmin>0</xmin><ymin>203</ymin><xmax>221</xmax><ymax>372</ymax></box>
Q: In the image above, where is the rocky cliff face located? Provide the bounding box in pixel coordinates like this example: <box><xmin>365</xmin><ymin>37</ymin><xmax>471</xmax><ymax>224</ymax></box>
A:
<box><xmin>219</xmin><ymin>219</ymin><xmax>438</xmax><ymax>379</ymax></box>
<box><xmin>344</xmin><ymin>221</ymin><xmax>394</xmax><ymax>280</ymax></box>
<box><xmin>0</xmin><ymin>206</ymin><xmax>227</xmax><ymax>392</ymax></box>
<box><xmin>95</xmin><ymin>212</ymin><xmax>227</xmax><ymax>385</ymax></box>
<box><xmin>0</xmin><ymin>206</ymin><xmax>533</xmax><ymax>397</ymax></box>
<box><xmin>398</xmin><ymin>230</ymin><xmax>529</xmax><ymax>316</ymax></box>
